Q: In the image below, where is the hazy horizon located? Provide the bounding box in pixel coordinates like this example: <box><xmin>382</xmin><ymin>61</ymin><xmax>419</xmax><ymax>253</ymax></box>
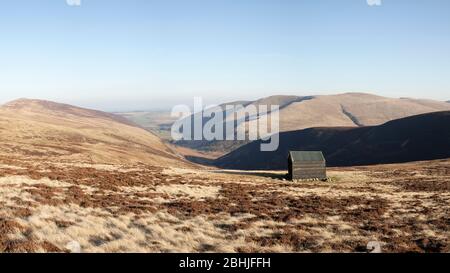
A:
<box><xmin>1</xmin><ymin>0</ymin><xmax>449</xmax><ymax>111</ymax></box>
<box><xmin>1</xmin><ymin>91</ymin><xmax>448</xmax><ymax>113</ymax></box>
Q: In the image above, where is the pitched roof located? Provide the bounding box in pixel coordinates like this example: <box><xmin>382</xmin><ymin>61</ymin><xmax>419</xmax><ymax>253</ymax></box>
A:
<box><xmin>289</xmin><ymin>151</ymin><xmax>325</xmax><ymax>162</ymax></box>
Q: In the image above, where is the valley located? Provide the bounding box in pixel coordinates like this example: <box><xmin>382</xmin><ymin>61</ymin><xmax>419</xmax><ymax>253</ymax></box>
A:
<box><xmin>2</xmin><ymin>0</ymin><xmax>450</xmax><ymax>257</ymax></box>
<box><xmin>119</xmin><ymin>93</ymin><xmax>450</xmax><ymax>155</ymax></box>
<box><xmin>0</xmin><ymin>97</ymin><xmax>448</xmax><ymax>253</ymax></box>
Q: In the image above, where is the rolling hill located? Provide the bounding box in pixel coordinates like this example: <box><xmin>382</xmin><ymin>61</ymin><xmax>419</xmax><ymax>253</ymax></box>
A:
<box><xmin>171</xmin><ymin>93</ymin><xmax>450</xmax><ymax>153</ymax></box>
<box><xmin>214</xmin><ymin>111</ymin><xmax>450</xmax><ymax>170</ymax></box>
<box><xmin>0</xmin><ymin>99</ymin><xmax>186</xmax><ymax>166</ymax></box>
<box><xmin>0</xmin><ymin>99</ymin><xmax>448</xmax><ymax>253</ymax></box>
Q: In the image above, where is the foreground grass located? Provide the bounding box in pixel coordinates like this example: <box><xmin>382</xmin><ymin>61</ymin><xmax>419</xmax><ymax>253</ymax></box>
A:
<box><xmin>0</xmin><ymin>158</ymin><xmax>448</xmax><ymax>253</ymax></box>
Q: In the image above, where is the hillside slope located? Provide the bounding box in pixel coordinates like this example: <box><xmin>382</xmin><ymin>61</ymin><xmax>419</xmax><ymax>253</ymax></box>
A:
<box><xmin>269</xmin><ymin>93</ymin><xmax>450</xmax><ymax>131</ymax></box>
<box><xmin>172</xmin><ymin>93</ymin><xmax>450</xmax><ymax>153</ymax></box>
<box><xmin>215</xmin><ymin>111</ymin><xmax>450</xmax><ymax>170</ymax></box>
<box><xmin>0</xmin><ymin>99</ymin><xmax>185</xmax><ymax>166</ymax></box>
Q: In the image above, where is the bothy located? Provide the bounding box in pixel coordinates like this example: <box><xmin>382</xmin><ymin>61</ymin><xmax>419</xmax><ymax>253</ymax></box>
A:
<box><xmin>288</xmin><ymin>151</ymin><xmax>327</xmax><ymax>181</ymax></box>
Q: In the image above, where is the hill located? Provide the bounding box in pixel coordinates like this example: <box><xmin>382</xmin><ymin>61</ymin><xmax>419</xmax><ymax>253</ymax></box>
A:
<box><xmin>171</xmin><ymin>93</ymin><xmax>450</xmax><ymax>153</ymax></box>
<box><xmin>214</xmin><ymin>111</ymin><xmax>450</xmax><ymax>170</ymax></box>
<box><xmin>0</xmin><ymin>99</ymin><xmax>185</xmax><ymax>166</ymax></box>
<box><xmin>0</xmin><ymin>99</ymin><xmax>447</xmax><ymax>253</ymax></box>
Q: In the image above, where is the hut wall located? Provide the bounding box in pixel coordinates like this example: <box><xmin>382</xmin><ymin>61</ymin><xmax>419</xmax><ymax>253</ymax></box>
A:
<box><xmin>290</xmin><ymin>162</ymin><xmax>326</xmax><ymax>180</ymax></box>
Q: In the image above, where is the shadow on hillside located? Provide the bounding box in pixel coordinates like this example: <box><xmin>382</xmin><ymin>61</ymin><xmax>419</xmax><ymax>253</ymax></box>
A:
<box><xmin>185</xmin><ymin>156</ymin><xmax>216</xmax><ymax>165</ymax></box>
<box><xmin>186</xmin><ymin>155</ymin><xmax>288</xmax><ymax>180</ymax></box>
<box><xmin>211</xmin><ymin>170</ymin><xmax>288</xmax><ymax>180</ymax></box>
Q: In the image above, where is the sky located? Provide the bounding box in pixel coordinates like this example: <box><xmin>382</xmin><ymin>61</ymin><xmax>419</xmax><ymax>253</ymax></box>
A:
<box><xmin>0</xmin><ymin>0</ymin><xmax>449</xmax><ymax>111</ymax></box>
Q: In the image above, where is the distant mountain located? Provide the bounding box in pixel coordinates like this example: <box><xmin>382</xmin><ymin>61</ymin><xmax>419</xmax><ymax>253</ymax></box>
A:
<box><xmin>0</xmin><ymin>99</ymin><xmax>186</xmax><ymax>166</ymax></box>
<box><xmin>214</xmin><ymin>111</ymin><xmax>450</xmax><ymax>170</ymax></box>
<box><xmin>173</xmin><ymin>93</ymin><xmax>450</xmax><ymax>153</ymax></box>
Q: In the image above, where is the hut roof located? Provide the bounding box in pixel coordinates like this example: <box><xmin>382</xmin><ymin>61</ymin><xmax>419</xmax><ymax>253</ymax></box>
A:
<box><xmin>289</xmin><ymin>151</ymin><xmax>325</xmax><ymax>163</ymax></box>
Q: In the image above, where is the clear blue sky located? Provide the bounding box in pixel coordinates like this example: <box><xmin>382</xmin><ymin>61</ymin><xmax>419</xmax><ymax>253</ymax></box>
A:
<box><xmin>0</xmin><ymin>0</ymin><xmax>449</xmax><ymax>111</ymax></box>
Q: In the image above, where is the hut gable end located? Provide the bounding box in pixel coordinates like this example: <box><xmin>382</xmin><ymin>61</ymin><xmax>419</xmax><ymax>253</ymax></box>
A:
<box><xmin>288</xmin><ymin>151</ymin><xmax>327</xmax><ymax>181</ymax></box>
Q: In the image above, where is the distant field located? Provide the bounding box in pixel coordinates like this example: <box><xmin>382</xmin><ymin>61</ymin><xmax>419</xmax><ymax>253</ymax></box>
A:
<box><xmin>117</xmin><ymin>111</ymin><xmax>176</xmax><ymax>141</ymax></box>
